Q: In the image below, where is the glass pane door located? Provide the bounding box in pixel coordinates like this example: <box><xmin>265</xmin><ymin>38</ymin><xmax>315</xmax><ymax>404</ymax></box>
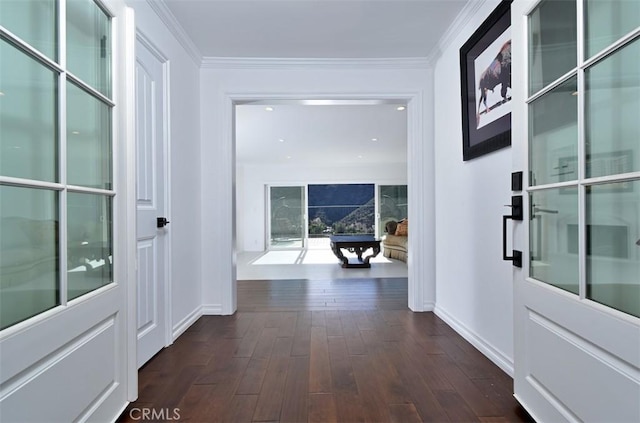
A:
<box><xmin>527</xmin><ymin>0</ymin><xmax>639</xmax><ymax>317</ymax></box>
<box><xmin>378</xmin><ymin>185</ymin><xmax>408</xmax><ymax>236</ymax></box>
<box><xmin>269</xmin><ymin>186</ymin><xmax>305</xmax><ymax>249</ymax></box>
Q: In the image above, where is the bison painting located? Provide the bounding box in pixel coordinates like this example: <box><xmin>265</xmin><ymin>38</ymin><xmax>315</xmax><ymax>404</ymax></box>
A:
<box><xmin>477</xmin><ymin>40</ymin><xmax>511</xmax><ymax>124</ymax></box>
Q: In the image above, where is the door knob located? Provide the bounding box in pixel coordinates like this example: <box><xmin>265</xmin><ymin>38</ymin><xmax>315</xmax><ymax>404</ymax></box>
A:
<box><xmin>157</xmin><ymin>217</ymin><xmax>170</xmax><ymax>228</ymax></box>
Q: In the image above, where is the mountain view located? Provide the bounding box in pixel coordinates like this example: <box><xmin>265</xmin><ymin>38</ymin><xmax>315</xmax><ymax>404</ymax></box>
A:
<box><xmin>308</xmin><ymin>184</ymin><xmax>375</xmax><ymax>236</ymax></box>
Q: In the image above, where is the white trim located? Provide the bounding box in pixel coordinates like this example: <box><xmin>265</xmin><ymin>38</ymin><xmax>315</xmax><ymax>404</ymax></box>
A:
<box><xmin>427</xmin><ymin>0</ymin><xmax>489</xmax><ymax>63</ymax></box>
<box><xmin>222</xmin><ymin>90</ymin><xmax>428</xmax><ymax>316</ymax></box>
<box><xmin>121</xmin><ymin>6</ymin><xmax>139</xmax><ymax>403</ymax></box>
<box><xmin>201</xmin><ymin>304</ymin><xmax>223</xmax><ymax>315</ymax></box>
<box><xmin>422</xmin><ymin>301</ymin><xmax>435</xmax><ymax>311</ymax></box>
<box><xmin>201</xmin><ymin>57</ymin><xmax>431</xmax><ymax>70</ymax></box>
<box><xmin>144</xmin><ymin>0</ymin><xmax>202</xmax><ymax>65</ymax></box>
<box><xmin>435</xmin><ymin>305</ymin><xmax>515</xmax><ymax>377</ymax></box>
<box><xmin>171</xmin><ymin>306</ymin><xmax>202</xmax><ymax>341</ymax></box>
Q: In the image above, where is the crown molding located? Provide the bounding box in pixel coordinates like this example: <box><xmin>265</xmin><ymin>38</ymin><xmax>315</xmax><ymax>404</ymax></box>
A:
<box><xmin>426</xmin><ymin>0</ymin><xmax>490</xmax><ymax>63</ymax></box>
<box><xmin>145</xmin><ymin>0</ymin><xmax>202</xmax><ymax>65</ymax></box>
<box><xmin>200</xmin><ymin>56</ymin><xmax>432</xmax><ymax>70</ymax></box>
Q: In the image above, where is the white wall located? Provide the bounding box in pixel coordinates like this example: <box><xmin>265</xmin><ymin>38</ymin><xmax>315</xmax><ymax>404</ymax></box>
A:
<box><xmin>126</xmin><ymin>0</ymin><xmax>202</xmax><ymax>338</ymax></box>
<box><xmin>433</xmin><ymin>0</ymin><xmax>515</xmax><ymax>375</ymax></box>
<box><xmin>237</xmin><ymin>162</ymin><xmax>407</xmax><ymax>251</ymax></box>
<box><xmin>201</xmin><ymin>64</ymin><xmax>435</xmax><ymax>314</ymax></box>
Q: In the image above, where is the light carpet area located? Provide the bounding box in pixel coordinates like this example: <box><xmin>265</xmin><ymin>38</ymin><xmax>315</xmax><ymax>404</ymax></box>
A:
<box><xmin>237</xmin><ymin>248</ymin><xmax>408</xmax><ymax>280</ymax></box>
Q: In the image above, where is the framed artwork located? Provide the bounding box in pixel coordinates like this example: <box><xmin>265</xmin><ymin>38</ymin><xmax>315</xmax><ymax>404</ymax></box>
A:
<box><xmin>460</xmin><ymin>0</ymin><xmax>512</xmax><ymax>161</ymax></box>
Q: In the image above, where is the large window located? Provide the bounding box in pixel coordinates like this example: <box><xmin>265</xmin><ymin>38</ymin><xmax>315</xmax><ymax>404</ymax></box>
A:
<box><xmin>0</xmin><ymin>0</ymin><xmax>114</xmax><ymax>330</ymax></box>
<box><xmin>308</xmin><ymin>184</ymin><xmax>375</xmax><ymax>237</ymax></box>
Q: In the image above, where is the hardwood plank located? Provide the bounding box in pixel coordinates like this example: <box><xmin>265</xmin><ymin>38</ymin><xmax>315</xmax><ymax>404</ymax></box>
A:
<box><xmin>389</xmin><ymin>403</ymin><xmax>423</xmax><ymax>423</ymax></box>
<box><xmin>218</xmin><ymin>395</ymin><xmax>258</xmax><ymax>423</ymax></box>
<box><xmin>252</xmin><ymin>357</ymin><xmax>290</xmax><ymax>421</ymax></box>
<box><xmin>327</xmin><ymin>336</ymin><xmax>358</xmax><ymax>394</ymax></box>
<box><xmin>236</xmin><ymin>358</ymin><xmax>269</xmax><ymax>395</ymax></box>
<box><xmin>429</xmin><ymin>353</ymin><xmax>501</xmax><ymax>417</ymax></box>
<box><xmin>234</xmin><ymin>312</ymin><xmax>268</xmax><ymax>357</ymax></box>
<box><xmin>291</xmin><ymin>311</ymin><xmax>312</xmax><ymax>356</ymax></box>
<box><xmin>280</xmin><ymin>356</ymin><xmax>310</xmax><ymax>423</ymax></box>
<box><xmin>309</xmin><ymin>326</ymin><xmax>332</xmax><ymax>393</ymax></box>
<box><xmin>121</xmin><ymin>278</ymin><xmax>530</xmax><ymax>423</ymax></box>
<box><xmin>309</xmin><ymin>393</ymin><xmax>338</xmax><ymax>423</ymax></box>
<box><xmin>334</xmin><ymin>393</ymin><xmax>367</xmax><ymax>423</ymax></box>
<box><xmin>434</xmin><ymin>389</ymin><xmax>480</xmax><ymax>423</ymax></box>
<box><xmin>174</xmin><ymin>384</ymin><xmax>218</xmax><ymax>422</ymax></box>
<box><xmin>350</xmin><ymin>354</ymin><xmax>391</xmax><ymax>422</ymax></box>
<box><xmin>325</xmin><ymin>310</ymin><xmax>344</xmax><ymax>336</ymax></box>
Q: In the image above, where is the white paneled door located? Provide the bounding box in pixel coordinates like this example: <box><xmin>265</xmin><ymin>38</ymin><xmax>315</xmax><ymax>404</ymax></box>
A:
<box><xmin>135</xmin><ymin>36</ymin><xmax>169</xmax><ymax>368</ymax></box>
<box><xmin>511</xmin><ymin>1</ymin><xmax>640</xmax><ymax>422</ymax></box>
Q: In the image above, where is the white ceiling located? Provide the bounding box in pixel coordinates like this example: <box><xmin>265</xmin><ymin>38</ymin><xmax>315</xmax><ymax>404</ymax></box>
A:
<box><xmin>235</xmin><ymin>103</ymin><xmax>408</xmax><ymax>166</ymax></box>
<box><xmin>163</xmin><ymin>0</ymin><xmax>469</xmax><ymax>59</ymax></box>
<box><xmin>160</xmin><ymin>0</ymin><xmax>469</xmax><ymax>166</ymax></box>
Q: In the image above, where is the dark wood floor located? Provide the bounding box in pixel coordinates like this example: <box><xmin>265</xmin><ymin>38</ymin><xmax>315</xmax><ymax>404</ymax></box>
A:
<box><xmin>118</xmin><ymin>278</ymin><xmax>533</xmax><ymax>422</ymax></box>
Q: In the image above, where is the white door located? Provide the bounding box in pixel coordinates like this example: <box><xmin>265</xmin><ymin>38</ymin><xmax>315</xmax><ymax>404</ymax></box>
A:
<box><xmin>135</xmin><ymin>36</ymin><xmax>169</xmax><ymax>368</ymax></box>
<box><xmin>0</xmin><ymin>1</ymin><xmax>134</xmax><ymax>421</ymax></box>
<box><xmin>511</xmin><ymin>1</ymin><xmax>640</xmax><ymax>421</ymax></box>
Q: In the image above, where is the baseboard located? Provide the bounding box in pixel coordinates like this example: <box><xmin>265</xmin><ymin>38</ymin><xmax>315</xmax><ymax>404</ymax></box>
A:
<box><xmin>201</xmin><ymin>304</ymin><xmax>223</xmax><ymax>315</ymax></box>
<box><xmin>172</xmin><ymin>306</ymin><xmax>203</xmax><ymax>341</ymax></box>
<box><xmin>434</xmin><ymin>305</ymin><xmax>514</xmax><ymax>377</ymax></box>
<box><xmin>423</xmin><ymin>301</ymin><xmax>435</xmax><ymax>311</ymax></box>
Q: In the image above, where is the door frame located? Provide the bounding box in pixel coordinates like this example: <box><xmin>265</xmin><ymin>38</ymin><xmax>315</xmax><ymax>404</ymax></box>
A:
<box><xmin>223</xmin><ymin>91</ymin><xmax>433</xmax><ymax>314</ymax></box>
<box><xmin>134</xmin><ymin>30</ymin><xmax>173</xmax><ymax>349</ymax></box>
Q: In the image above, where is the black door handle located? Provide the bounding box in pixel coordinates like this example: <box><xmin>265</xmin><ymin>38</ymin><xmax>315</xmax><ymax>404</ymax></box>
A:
<box><xmin>157</xmin><ymin>217</ymin><xmax>170</xmax><ymax>228</ymax></box>
<box><xmin>503</xmin><ymin>195</ymin><xmax>522</xmax><ymax>268</ymax></box>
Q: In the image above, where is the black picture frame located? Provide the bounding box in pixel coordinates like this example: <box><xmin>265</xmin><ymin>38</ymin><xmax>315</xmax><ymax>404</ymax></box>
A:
<box><xmin>460</xmin><ymin>0</ymin><xmax>512</xmax><ymax>161</ymax></box>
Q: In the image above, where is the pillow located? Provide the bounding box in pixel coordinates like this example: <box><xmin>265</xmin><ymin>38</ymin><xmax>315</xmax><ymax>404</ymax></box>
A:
<box><xmin>395</xmin><ymin>219</ymin><xmax>408</xmax><ymax>236</ymax></box>
<box><xmin>385</xmin><ymin>220</ymin><xmax>398</xmax><ymax>234</ymax></box>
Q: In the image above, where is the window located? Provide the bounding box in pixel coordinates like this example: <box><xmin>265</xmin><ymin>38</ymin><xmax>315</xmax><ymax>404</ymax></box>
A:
<box><xmin>0</xmin><ymin>0</ymin><xmax>114</xmax><ymax>330</ymax></box>
<box><xmin>527</xmin><ymin>0</ymin><xmax>639</xmax><ymax>317</ymax></box>
<box><xmin>308</xmin><ymin>184</ymin><xmax>375</xmax><ymax>237</ymax></box>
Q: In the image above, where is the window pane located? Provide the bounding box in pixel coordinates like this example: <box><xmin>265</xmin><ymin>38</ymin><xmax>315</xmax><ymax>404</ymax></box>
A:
<box><xmin>529</xmin><ymin>77</ymin><xmax>578</xmax><ymax>186</ymax></box>
<box><xmin>379</xmin><ymin>185</ymin><xmax>408</xmax><ymax>235</ymax></box>
<box><xmin>586</xmin><ymin>181</ymin><xmax>640</xmax><ymax>317</ymax></box>
<box><xmin>308</xmin><ymin>184</ymin><xmax>375</xmax><ymax>239</ymax></box>
<box><xmin>0</xmin><ymin>40</ymin><xmax>58</xmax><ymax>182</ymax></box>
<box><xmin>585</xmin><ymin>38</ymin><xmax>640</xmax><ymax>179</ymax></box>
<box><xmin>67</xmin><ymin>0</ymin><xmax>111</xmax><ymax>97</ymax></box>
<box><xmin>0</xmin><ymin>186</ymin><xmax>59</xmax><ymax>330</ymax></box>
<box><xmin>585</xmin><ymin>0</ymin><xmax>640</xmax><ymax>59</ymax></box>
<box><xmin>0</xmin><ymin>0</ymin><xmax>57</xmax><ymax>60</ymax></box>
<box><xmin>528</xmin><ymin>0</ymin><xmax>577</xmax><ymax>94</ymax></box>
<box><xmin>270</xmin><ymin>186</ymin><xmax>304</xmax><ymax>249</ymax></box>
<box><xmin>530</xmin><ymin>188</ymin><xmax>579</xmax><ymax>295</ymax></box>
<box><xmin>67</xmin><ymin>82</ymin><xmax>112</xmax><ymax>189</ymax></box>
<box><xmin>67</xmin><ymin>193</ymin><xmax>112</xmax><ymax>300</ymax></box>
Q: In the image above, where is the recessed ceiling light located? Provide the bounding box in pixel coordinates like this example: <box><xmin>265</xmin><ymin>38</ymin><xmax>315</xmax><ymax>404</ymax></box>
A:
<box><xmin>71</xmin><ymin>131</ymin><xmax>80</xmax><ymax>135</ymax></box>
<box><xmin>285</xmin><ymin>155</ymin><xmax>291</xmax><ymax>159</ymax></box>
<box><xmin>371</xmin><ymin>138</ymin><xmax>378</xmax><ymax>142</ymax></box>
<box><xmin>396</xmin><ymin>106</ymin><xmax>406</xmax><ymax>111</ymax></box>
<box><xmin>278</xmin><ymin>139</ymin><xmax>285</xmax><ymax>143</ymax></box>
<box><xmin>265</xmin><ymin>106</ymin><xmax>274</xmax><ymax>112</ymax></box>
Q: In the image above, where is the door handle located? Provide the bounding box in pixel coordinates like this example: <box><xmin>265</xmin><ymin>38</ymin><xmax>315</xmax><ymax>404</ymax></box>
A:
<box><xmin>157</xmin><ymin>217</ymin><xmax>170</xmax><ymax>228</ymax></box>
<box><xmin>503</xmin><ymin>195</ymin><xmax>522</xmax><ymax>268</ymax></box>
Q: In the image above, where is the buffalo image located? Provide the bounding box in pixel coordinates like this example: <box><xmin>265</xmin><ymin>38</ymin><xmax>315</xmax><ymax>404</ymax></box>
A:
<box><xmin>477</xmin><ymin>40</ymin><xmax>511</xmax><ymax>125</ymax></box>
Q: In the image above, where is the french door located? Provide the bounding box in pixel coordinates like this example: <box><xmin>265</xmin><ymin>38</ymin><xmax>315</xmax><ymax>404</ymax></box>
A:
<box><xmin>0</xmin><ymin>0</ymin><xmax>134</xmax><ymax>420</ymax></box>
<box><xmin>268</xmin><ymin>185</ymin><xmax>306</xmax><ymax>249</ymax></box>
<box><xmin>512</xmin><ymin>1</ymin><xmax>639</xmax><ymax>421</ymax></box>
